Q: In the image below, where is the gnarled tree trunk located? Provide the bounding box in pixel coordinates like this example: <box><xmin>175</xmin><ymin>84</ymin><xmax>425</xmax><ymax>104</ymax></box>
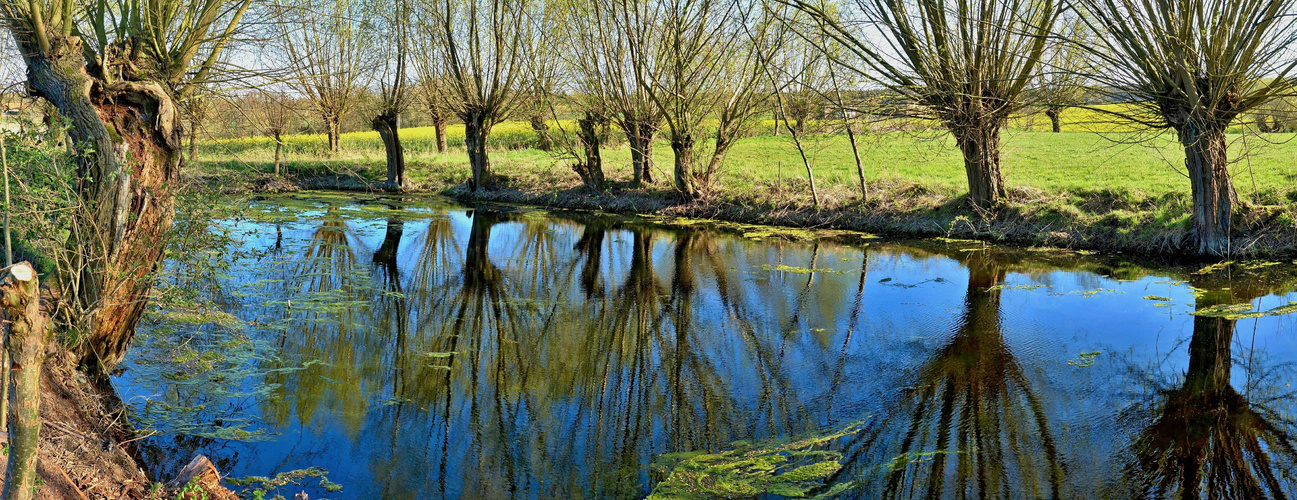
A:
<box><xmin>18</xmin><ymin>35</ymin><xmax>182</xmax><ymax>373</ymax></box>
<box><xmin>1045</xmin><ymin>107</ymin><xmax>1062</xmax><ymax>133</ymax></box>
<box><xmin>529</xmin><ymin>114</ymin><xmax>552</xmax><ymax>151</ymax></box>
<box><xmin>573</xmin><ymin>112</ymin><xmax>606</xmax><ymax>190</ymax></box>
<box><xmin>622</xmin><ymin>119</ymin><xmax>656</xmax><ymax>186</ymax></box>
<box><xmin>464</xmin><ymin>110</ymin><xmax>493</xmax><ymax>191</ymax></box>
<box><xmin>1179</xmin><ymin>125</ymin><xmax>1236</xmax><ymax>256</ymax></box>
<box><xmin>373</xmin><ymin>111</ymin><xmax>406</xmax><ymax>190</ymax></box>
<box><xmin>671</xmin><ymin>134</ymin><xmax>696</xmax><ymax>199</ymax></box>
<box><xmin>951</xmin><ymin>122</ymin><xmax>1007</xmax><ymax>208</ymax></box>
<box><xmin>323</xmin><ymin>111</ymin><xmax>342</xmax><ymax>153</ymax></box>
<box><xmin>430</xmin><ymin>109</ymin><xmax>448</xmax><ymax>153</ymax></box>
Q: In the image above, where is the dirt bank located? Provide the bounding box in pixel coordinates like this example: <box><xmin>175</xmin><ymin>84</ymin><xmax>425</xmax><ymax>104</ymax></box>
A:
<box><xmin>0</xmin><ymin>349</ymin><xmax>235</xmax><ymax>499</ymax></box>
<box><xmin>0</xmin><ymin>350</ymin><xmax>149</xmax><ymax>499</ymax></box>
<box><xmin>206</xmin><ymin>172</ymin><xmax>1297</xmax><ymax>260</ymax></box>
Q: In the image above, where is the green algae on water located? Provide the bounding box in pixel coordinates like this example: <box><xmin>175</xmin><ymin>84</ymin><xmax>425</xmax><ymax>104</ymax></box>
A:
<box><xmin>987</xmin><ymin>283</ymin><xmax>1047</xmax><ymax>291</ymax></box>
<box><xmin>1067</xmin><ymin>351</ymin><xmax>1101</xmax><ymax>368</ymax></box>
<box><xmin>647</xmin><ymin>426</ymin><xmax>863</xmax><ymax>499</ymax></box>
<box><xmin>1191</xmin><ymin>301</ymin><xmax>1297</xmax><ymax>319</ymax></box>
<box><xmin>761</xmin><ymin>264</ymin><xmax>846</xmax><ymax>274</ymax></box>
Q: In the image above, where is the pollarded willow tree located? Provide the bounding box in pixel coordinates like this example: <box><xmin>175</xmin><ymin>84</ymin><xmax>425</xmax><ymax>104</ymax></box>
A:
<box><xmin>1077</xmin><ymin>0</ymin><xmax>1297</xmax><ymax>255</ymax></box>
<box><xmin>615</xmin><ymin>0</ymin><xmax>769</xmax><ymax>199</ymax></box>
<box><xmin>1036</xmin><ymin>15</ymin><xmax>1092</xmax><ymax>133</ymax></box>
<box><xmin>370</xmin><ymin>0</ymin><xmax>412</xmax><ymax>190</ymax></box>
<box><xmin>411</xmin><ymin>30</ymin><xmax>453</xmax><ymax>154</ymax></box>
<box><xmin>0</xmin><ymin>0</ymin><xmax>250</xmax><ymax>372</ymax></box>
<box><xmin>423</xmin><ymin>0</ymin><xmax>532</xmax><ymax>191</ymax></box>
<box><xmin>783</xmin><ymin>0</ymin><xmax>1059</xmax><ymax>208</ymax></box>
<box><xmin>274</xmin><ymin>0</ymin><xmax>372</xmax><ymax>154</ymax></box>
<box><xmin>248</xmin><ymin>89</ymin><xmax>297</xmax><ymax>176</ymax></box>
<box><xmin>520</xmin><ymin>5</ymin><xmax>562</xmax><ymax>154</ymax></box>
<box><xmin>560</xmin><ymin>0</ymin><xmax>665</xmax><ymax>186</ymax></box>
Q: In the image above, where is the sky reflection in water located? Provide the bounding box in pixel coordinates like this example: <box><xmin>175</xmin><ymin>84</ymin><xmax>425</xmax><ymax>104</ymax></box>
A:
<box><xmin>115</xmin><ymin>194</ymin><xmax>1297</xmax><ymax>499</ymax></box>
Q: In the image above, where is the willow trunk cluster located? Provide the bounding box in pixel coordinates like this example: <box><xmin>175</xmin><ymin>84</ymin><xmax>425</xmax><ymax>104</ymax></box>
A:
<box><xmin>1077</xmin><ymin>0</ymin><xmax>1297</xmax><ymax>255</ymax></box>
<box><xmin>783</xmin><ymin>0</ymin><xmax>1058</xmax><ymax>208</ymax></box>
<box><xmin>16</xmin><ymin>35</ymin><xmax>182</xmax><ymax>371</ymax></box>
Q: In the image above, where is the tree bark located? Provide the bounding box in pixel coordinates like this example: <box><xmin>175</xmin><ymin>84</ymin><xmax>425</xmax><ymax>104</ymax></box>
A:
<box><xmin>373</xmin><ymin>111</ymin><xmax>406</xmax><ymax>190</ymax></box>
<box><xmin>671</xmin><ymin>134</ymin><xmax>696</xmax><ymax>199</ymax></box>
<box><xmin>574</xmin><ymin>112</ymin><xmax>606</xmax><ymax>190</ymax></box>
<box><xmin>18</xmin><ymin>35</ymin><xmax>182</xmax><ymax>373</ymax></box>
<box><xmin>1</xmin><ymin>262</ymin><xmax>46</xmax><ymax>500</ymax></box>
<box><xmin>324</xmin><ymin>112</ymin><xmax>342</xmax><ymax>153</ymax></box>
<box><xmin>1045</xmin><ymin>108</ymin><xmax>1062</xmax><ymax>133</ymax></box>
<box><xmin>464</xmin><ymin>111</ymin><xmax>492</xmax><ymax>192</ymax></box>
<box><xmin>430</xmin><ymin>109</ymin><xmax>448</xmax><ymax>153</ymax></box>
<box><xmin>1179</xmin><ymin>125</ymin><xmax>1236</xmax><ymax>256</ymax></box>
<box><xmin>952</xmin><ymin>123</ymin><xmax>1007</xmax><ymax>208</ymax></box>
<box><xmin>529</xmin><ymin>114</ymin><xmax>552</xmax><ymax>152</ymax></box>
<box><xmin>273</xmin><ymin>131</ymin><xmax>283</xmax><ymax>176</ymax></box>
<box><xmin>624</xmin><ymin>121</ymin><xmax>657</xmax><ymax>187</ymax></box>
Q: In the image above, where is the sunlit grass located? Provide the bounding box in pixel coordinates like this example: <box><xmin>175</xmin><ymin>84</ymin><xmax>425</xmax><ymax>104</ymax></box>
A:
<box><xmin>194</xmin><ymin>111</ymin><xmax>1297</xmax><ymax>205</ymax></box>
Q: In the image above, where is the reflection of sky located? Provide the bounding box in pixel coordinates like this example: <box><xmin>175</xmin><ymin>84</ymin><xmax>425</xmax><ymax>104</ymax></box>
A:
<box><xmin>116</xmin><ymin>195</ymin><xmax>1297</xmax><ymax>499</ymax></box>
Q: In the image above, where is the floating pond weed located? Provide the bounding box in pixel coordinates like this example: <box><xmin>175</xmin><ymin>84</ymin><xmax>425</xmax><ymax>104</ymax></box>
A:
<box><xmin>1067</xmin><ymin>351</ymin><xmax>1102</xmax><ymax>368</ymax></box>
<box><xmin>1189</xmin><ymin>301</ymin><xmax>1297</xmax><ymax>319</ymax></box>
<box><xmin>760</xmin><ymin>264</ymin><xmax>847</xmax><ymax>274</ymax></box>
<box><xmin>648</xmin><ymin>425</ymin><xmax>864</xmax><ymax>499</ymax></box>
<box><xmin>227</xmin><ymin>467</ymin><xmax>343</xmax><ymax>499</ymax></box>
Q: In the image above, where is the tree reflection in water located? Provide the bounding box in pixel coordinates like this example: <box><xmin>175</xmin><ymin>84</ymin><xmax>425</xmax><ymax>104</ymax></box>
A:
<box><xmin>836</xmin><ymin>250</ymin><xmax>1063</xmax><ymax>499</ymax></box>
<box><xmin>1122</xmin><ymin>275</ymin><xmax>1297</xmax><ymax>499</ymax></box>
<box><xmin>126</xmin><ymin>198</ymin><xmax>1297</xmax><ymax>499</ymax></box>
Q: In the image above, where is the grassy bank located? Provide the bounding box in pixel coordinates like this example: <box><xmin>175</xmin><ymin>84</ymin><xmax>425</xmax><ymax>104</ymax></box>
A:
<box><xmin>191</xmin><ymin>122</ymin><xmax>1297</xmax><ymax>258</ymax></box>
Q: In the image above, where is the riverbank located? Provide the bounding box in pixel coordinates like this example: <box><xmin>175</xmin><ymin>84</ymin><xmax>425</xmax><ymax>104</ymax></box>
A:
<box><xmin>0</xmin><ymin>347</ymin><xmax>237</xmax><ymax>498</ymax></box>
<box><xmin>0</xmin><ymin>350</ymin><xmax>150</xmax><ymax>499</ymax></box>
<box><xmin>192</xmin><ymin>162</ymin><xmax>1297</xmax><ymax>259</ymax></box>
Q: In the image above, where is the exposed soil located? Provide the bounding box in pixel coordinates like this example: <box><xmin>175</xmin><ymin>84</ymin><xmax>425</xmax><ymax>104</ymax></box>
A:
<box><xmin>198</xmin><ymin>171</ymin><xmax>1297</xmax><ymax>260</ymax></box>
<box><xmin>0</xmin><ymin>349</ymin><xmax>235</xmax><ymax>499</ymax></box>
<box><xmin>0</xmin><ymin>349</ymin><xmax>150</xmax><ymax>499</ymax></box>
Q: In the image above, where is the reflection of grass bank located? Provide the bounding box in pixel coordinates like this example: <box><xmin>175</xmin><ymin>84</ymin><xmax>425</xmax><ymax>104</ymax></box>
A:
<box><xmin>191</xmin><ymin>127</ymin><xmax>1297</xmax><ymax>257</ymax></box>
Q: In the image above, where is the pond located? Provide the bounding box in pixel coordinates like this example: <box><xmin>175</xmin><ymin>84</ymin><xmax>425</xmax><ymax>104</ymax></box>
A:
<box><xmin>114</xmin><ymin>192</ymin><xmax>1297</xmax><ymax>499</ymax></box>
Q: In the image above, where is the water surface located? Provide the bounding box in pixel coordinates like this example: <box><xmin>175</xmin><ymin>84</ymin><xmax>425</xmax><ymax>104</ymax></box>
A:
<box><xmin>116</xmin><ymin>193</ymin><xmax>1297</xmax><ymax>499</ymax></box>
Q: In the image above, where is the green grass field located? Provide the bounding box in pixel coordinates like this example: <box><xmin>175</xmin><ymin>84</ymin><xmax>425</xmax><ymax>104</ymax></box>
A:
<box><xmin>196</xmin><ymin>115</ymin><xmax>1297</xmax><ymax>205</ymax></box>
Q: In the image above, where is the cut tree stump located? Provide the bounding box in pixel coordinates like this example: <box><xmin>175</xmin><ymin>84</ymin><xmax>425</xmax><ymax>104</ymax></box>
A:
<box><xmin>166</xmin><ymin>455</ymin><xmax>237</xmax><ymax>500</ymax></box>
<box><xmin>1</xmin><ymin>262</ymin><xmax>46</xmax><ymax>500</ymax></box>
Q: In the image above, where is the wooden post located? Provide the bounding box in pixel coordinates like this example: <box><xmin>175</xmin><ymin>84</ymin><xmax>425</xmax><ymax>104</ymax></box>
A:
<box><xmin>1</xmin><ymin>262</ymin><xmax>46</xmax><ymax>500</ymax></box>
